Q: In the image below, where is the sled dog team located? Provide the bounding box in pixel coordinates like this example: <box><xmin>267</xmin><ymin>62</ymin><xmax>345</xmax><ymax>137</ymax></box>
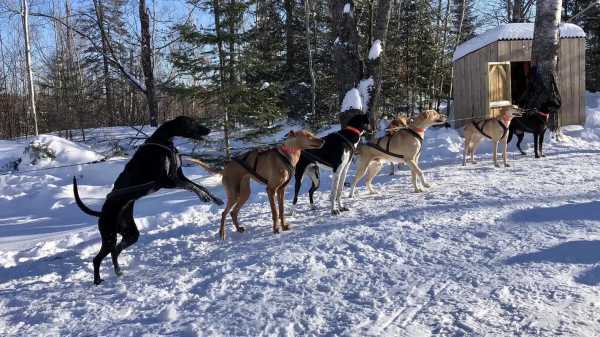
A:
<box><xmin>74</xmin><ymin>105</ymin><xmax>536</xmax><ymax>284</ymax></box>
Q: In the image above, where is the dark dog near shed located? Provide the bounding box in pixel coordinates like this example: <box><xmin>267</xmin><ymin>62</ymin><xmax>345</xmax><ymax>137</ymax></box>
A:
<box><xmin>73</xmin><ymin>116</ymin><xmax>223</xmax><ymax>285</ymax></box>
<box><xmin>507</xmin><ymin>109</ymin><xmax>551</xmax><ymax>158</ymax></box>
<box><xmin>291</xmin><ymin>112</ymin><xmax>370</xmax><ymax>215</ymax></box>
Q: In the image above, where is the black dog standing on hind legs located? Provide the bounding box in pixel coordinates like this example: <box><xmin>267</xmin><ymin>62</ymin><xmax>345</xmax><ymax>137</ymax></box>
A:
<box><xmin>291</xmin><ymin>112</ymin><xmax>370</xmax><ymax>215</ymax></box>
<box><xmin>72</xmin><ymin>116</ymin><xmax>223</xmax><ymax>285</ymax></box>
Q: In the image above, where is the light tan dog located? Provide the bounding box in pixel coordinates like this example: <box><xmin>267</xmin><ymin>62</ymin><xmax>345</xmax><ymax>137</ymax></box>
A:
<box><xmin>387</xmin><ymin>115</ymin><xmax>410</xmax><ymax>133</ymax></box>
<box><xmin>349</xmin><ymin>110</ymin><xmax>447</xmax><ymax>195</ymax></box>
<box><xmin>463</xmin><ymin>106</ymin><xmax>521</xmax><ymax>168</ymax></box>
<box><xmin>219</xmin><ymin>130</ymin><xmax>323</xmax><ymax>240</ymax></box>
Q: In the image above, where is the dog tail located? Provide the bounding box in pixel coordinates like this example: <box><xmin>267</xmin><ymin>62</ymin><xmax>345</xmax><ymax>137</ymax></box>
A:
<box><xmin>72</xmin><ymin>177</ymin><xmax>102</xmax><ymax>217</ymax></box>
<box><xmin>186</xmin><ymin>157</ymin><xmax>223</xmax><ymax>175</ymax></box>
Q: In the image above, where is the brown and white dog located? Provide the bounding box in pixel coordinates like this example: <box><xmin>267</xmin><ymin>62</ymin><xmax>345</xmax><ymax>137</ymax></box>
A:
<box><xmin>462</xmin><ymin>106</ymin><xmax>521</xmax><ymax>168</ymax></box>
<box><xmin>349</xmin><ymin>110</ymin><xmax>447</xmax><ymax>195</ymax></box>
<box><xmin>218</xmin><ymin>130</ymin><xmax>323</xmax><ymax>240</ymax></box>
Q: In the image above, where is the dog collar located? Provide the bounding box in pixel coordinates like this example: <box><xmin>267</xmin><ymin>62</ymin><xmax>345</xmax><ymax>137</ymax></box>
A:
<box><xmin>345</xmin><ymin>126</ymin><xmax>363</xmax><ymax>136</ymax></box>
<box><xmin>279</xmin><ymin>145</ymin><xmax>301</xmax><ymax>155</ymax></box>
<box><xmin>537</xmin><ymin>111</ymin><xmax>549</xmax><ymax>120</ymax></box>
<box><xmin>410</xmin><ymin>127</ymin><xmax>425</xmax><ymax>137</ymax></box>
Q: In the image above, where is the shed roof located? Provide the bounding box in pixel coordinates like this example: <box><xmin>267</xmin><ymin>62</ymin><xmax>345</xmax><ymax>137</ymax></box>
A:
<box><xmin>453</xmin><ymin>23</ymin><xmax>585</xmax><ymax>62</ymax></box>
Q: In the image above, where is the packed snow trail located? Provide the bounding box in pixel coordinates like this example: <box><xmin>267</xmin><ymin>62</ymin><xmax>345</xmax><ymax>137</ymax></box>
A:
<box><xmin>2</xmin><ymin>112</ymin><xmax>600</xmax><ymax>335</ymax></box>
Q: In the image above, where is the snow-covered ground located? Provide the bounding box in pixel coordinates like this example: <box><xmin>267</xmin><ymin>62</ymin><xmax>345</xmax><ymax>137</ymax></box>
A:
<box><xmin>1</xmin><ymin>95</ymin><xmax>600</xmax><ymax>336</ymax></box>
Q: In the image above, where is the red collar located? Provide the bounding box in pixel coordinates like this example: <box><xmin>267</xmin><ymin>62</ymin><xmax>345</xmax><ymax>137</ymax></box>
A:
<box><xmin>279</xmin><ymin>145</ymin><xmax>301</xmax><ymax>155</ymax></box>
<box><xmin>345</xmin><ymin>126</ymin><xmax>363</xmax><ymax>136</ymax></box>
<box><xmin>537</xmin><ymin>111</ymin><xmax>549</xmax><ymax>120</ymax></box>
<box><xmin>410</xmin><ymin>127</ymin><xmax>426</xmax><ymax>136</ymax></box>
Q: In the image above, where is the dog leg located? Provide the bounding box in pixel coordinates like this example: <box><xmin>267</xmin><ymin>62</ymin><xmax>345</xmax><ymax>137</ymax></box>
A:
<box><xmin>291</xmin><ymin>168</ymin><xmax>304</xmax><ymax>216</ymax></box>
<box><xmin>539</xmin><ymin>130</ymin><xmax>546</xmax><ymax>157</ymax></box>
<box><xmin>220</xmin><ymin>182</ymin><xmax>239</xmax><ymax>240</ymax></box>
<box><xmin>405</xmin><ymin>160</ymin><xmax>423</xmax><ymax>192</ymax></box>
<box><xmin>469</xmin><ymin>142</ymin><xmax>476</xmax><ymax>164</ymax></box>
<box><xmin>493</xmin><ymin>141</ymin><xmax>500</xmax><ymax>168</ymax></box>
<box><xmin>94</xmin><ymin>217</ymin><xmax>117</xmax><ymax>285</ymax></box>
<box><xmin>230</xmin><ymin>176</ymin><xmax>250</xmax><ymax>234</ymax></box>
<box><xmin>516</xmin><ymin>133</ymin><xmax>526</xmax><ymax>155</ymax></box>
<box><xmin>389</xmin><ymin>162</ymin><xmax>396</xmax><ymax>175</ymax></box>
<box><xmin>463</xmin><ymin>138</ymin><xmax>469</xmax><ymax>166</ymax></box>
<box><xmin>277</xmin><ymin>185</ymin><xmax>290</xmax><ymax>230</ymax></box>
<box><xmin>330</xmin><ymin>168</ymin><xmax>342</xmax><ymax>215</ymax></box>
<box><xmin>112</xmin><ymin>203</ymin><xmax>139</xmax><ymax>276</ymax></box>
<box><xmin>364</xmin><ymin>160</ymin><xmax>384</xmax><ymax>194</ymax></box>
<box><xmin>336</xmin><ymin>159</ymin><xmax>352</xmax><ymax>212</ymax></box>
<box><xmin>267</xmin><ymin>186</ymin><xmax>280</xmax><ymax>233</ymax></box>
<box><xmin>349</xmin><ymin>157</ymin><xmax>370</xmax><ymax>198</ymax></box>
<box><xmin>533</xmin><ymin>133</ymin><xmax>540</xmax><ymax>158</ymax></box>
<box><xmin>176</xmin><ymin>175</ymin><xmax>223</xmax><ymax>205</ymax></box>
<box><xmin>503</xmin><ymin>138</ymin><xmax>510</xmax><ymax>167</ymax></box>
<box><xmin>307</xmin><ymin>165</ymin><xmax>320</xmax><ymax>210</ymax></box>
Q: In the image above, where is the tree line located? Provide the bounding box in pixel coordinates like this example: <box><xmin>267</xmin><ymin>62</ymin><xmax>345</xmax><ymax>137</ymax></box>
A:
<box><xmin>0</xmin><ymin>0</ymin><xmax>598</xmax><ymax>143</ymax></box>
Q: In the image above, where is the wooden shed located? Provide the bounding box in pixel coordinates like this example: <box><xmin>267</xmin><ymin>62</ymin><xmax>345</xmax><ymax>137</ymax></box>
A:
<box><xmin>451</xmin><ymin>23</ymin><xmax>586</xmax><ymax>127</ymax></box>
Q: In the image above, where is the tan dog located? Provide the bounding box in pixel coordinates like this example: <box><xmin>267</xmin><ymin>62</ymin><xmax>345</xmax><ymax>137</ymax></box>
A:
<box><xmin>349</xmin><ymin>110</ymin><xmax>447</xmax><ymax>195</ymax></box>
<box><xmin>463</xmin><ymin>106</ymin><xmax>521</xmax><ymax>168</ymax></box>
<box><xmin>386</xmin><ymin>115</ymin><xmax>410</xmax><ymax>134</ymax></box>
<box><xmin>219</xmin><ymin>130</ymin><xmax>323</xmax><ymax>240</ymax></box>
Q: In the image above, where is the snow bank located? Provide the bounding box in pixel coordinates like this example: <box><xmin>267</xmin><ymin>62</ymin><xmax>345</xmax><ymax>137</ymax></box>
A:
<box><xmin>453</xmin><ymin>23</ymin><xmax>586</xmax><ymax>61</ymax></box>
<box><xmin>368</xmin><ymin>40</ymin><xmax>383</xmax><ymax>60</ymax></box>
<box><xmin>343</xmin><ymin>3</ymin><xmax>351</xmax><ymax>13</ymax></box>
<box><xmin>341</xmin><ymin>88</ymin><xmax>363</xmax><ymax>112</ymax></box>
<box><xmin>585</xmin><ymin>91</ymin><xmax>600</xmax><ymax>129</ymax></box>
<box><xmin>19</xmin><ymin>135</ymin><xmax>104</xmax><ymax>169</ymax></box>
<box><xmin>358</xmin><ymin>78</ymin><xmax>374</xmax><ymax>113</ymax></box>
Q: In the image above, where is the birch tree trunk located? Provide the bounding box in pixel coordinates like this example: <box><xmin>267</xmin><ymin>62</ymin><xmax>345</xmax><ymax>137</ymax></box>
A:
<box><xmin>21</xmin><ymin>0</ymin><xmax>39</xmax><ymax>136</ymax></box>
<box><xmin>139</xmin><ymin>0</ymin><xmax>159</xmax><ymax>127</ymax></box>
<box><xmin>304</xmin><ymin>0</ymin><xmax>316</xmax><ymax>119</ymax></box>
<box><xmin>521</xmin><ymin>0</ymin><xmax>562</xmax><ymax>131</ymax></box>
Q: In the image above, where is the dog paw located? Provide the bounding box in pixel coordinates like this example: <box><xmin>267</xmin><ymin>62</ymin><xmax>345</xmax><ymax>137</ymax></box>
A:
<box><xmin>273</xmin><ymin>228</ymin><xmax>280</xmax><ymax>234</ymax></box>
<box><xmin>114</xmin><ymin>269</ymin><xmax>123</xmax><ymax>277</ymax></box>
<box><xmin>282</xmin><ymin>224</ymin><xmax>291</xmax><ymax>231</ymax></box>
<box><xmin>339</xmin><ymin>206</ymin><xmax>349</xmax><ymax>212</ymax></box>
<box><xmin>331</xmin><ymin>209</ymin><xmax>341</xmax><ymax>215</ymax></box>
<box><xmin>237</xmin><ymin>226</ymin><xmax>245</xmax><ymax>233</ymax></box>
<box><xmin>94</xmin><ymin>278</ymin><xmax>104</xmax><ymax>285</ymax></box>
<box><xmin>504</xmin><ymin>163</ymin><xmax>510</xmax><ymax>167</ymax></box>
<box><xmin>422</xmin><ymin>182</ymin><xmax>431</xmax><ymax>188</ymax></box>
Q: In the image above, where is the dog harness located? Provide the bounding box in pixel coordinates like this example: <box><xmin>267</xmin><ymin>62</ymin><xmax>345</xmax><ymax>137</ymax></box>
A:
<box><xmin>105</xmin><ymin>142</ymin><xmax>181</xmax><ymax>199</ymax></box>
<box><xmin>335</xmin><ymin>126</ymin><xmax>362</xmax><ymax>152</ymax></box>
<box><xmin>365</xmin><ymin>127</ymin><xmax>424</xmax><ymax>159</ymax></box>
<box><xmin>233</xmin><ymin>147</ymin><xmax>296</xmax><ymax>185</ymax></box>
<box><xmin>472</xmin><ymin>119</ymin><xmax>508</xmax><ymax>140</ymax></box>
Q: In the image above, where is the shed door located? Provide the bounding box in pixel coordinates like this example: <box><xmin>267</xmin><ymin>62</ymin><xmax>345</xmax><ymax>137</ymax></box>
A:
<box><xmin>488</xmin><ymin>62</ymin><xmax>512</xmax><ymax>116</ymax></box>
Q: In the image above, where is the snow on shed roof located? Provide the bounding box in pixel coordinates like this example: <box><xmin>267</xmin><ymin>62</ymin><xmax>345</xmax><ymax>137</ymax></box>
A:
<box><xmin>453</xmin><ymin>23</ymin><xmax>585</xmax><ymax>62</ymax></box>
